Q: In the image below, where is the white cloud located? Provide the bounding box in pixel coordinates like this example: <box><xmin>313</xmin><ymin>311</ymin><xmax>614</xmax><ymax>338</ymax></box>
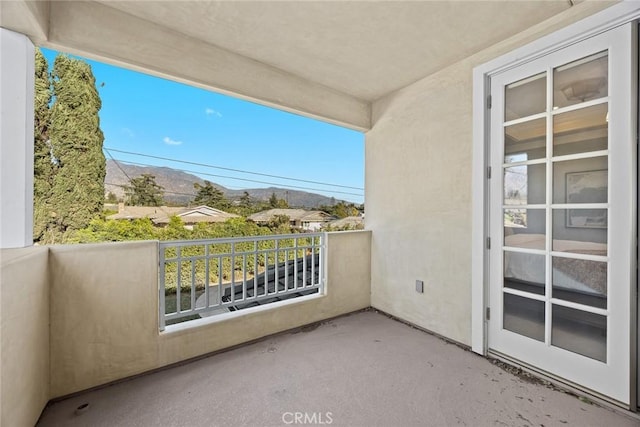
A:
<box><xmin>121</xmin><ymin>127</ymin><xmax>135</xmax><ymax>138</ymax></box>
<box><xmin>205</xmin><ymin>107</ymin><xmax>222</xmax><ymax>117</ymax></box>
<box><xmin>163</xmin><ymin>136</ymin><xmax>183</xmax><ymax>146</ymax></box>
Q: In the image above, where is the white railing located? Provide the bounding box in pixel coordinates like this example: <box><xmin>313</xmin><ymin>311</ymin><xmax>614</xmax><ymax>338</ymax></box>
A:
<box><xmin>159</xmin><ymin>233</ymin><xmax>325</xmax><ymax>330</ymax></box>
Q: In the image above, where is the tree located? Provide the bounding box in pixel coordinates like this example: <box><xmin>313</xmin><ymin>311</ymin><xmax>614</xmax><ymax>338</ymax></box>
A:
<box><xmin>193</xmin><ymin>180</ymin><xmax>228</xmax><ymax>210</ymax></box>
<box><xmin>268</xmin><ymin>192</ymin><xmax>278</xmax><ymax>207</ymax></box>
<box><xmin>333</xmin><ymin>201</ymin><xmax>359</xmax><ymax>218</ymax></box>
<box><xmin>159</xmin><ymin>216</ymin><xmax>189</xmax><ymax>240</ymax></box>
<box><xmin>268</xmin><ymin>192</ymin><xmax>288</xmax><ymax>209</ymax></box>
<box><xmin>267</xmin><ymin>214</ymin><xmax>291</xmax><ymax>230</ymax></box>
<box><xmin>37</xmin><ymin>53</ymin><xmax>106</xmax><ymax>241</ymax></box>
<box><xmin>239</xmin><ymin>191</ymin><xmax>251</xmax><ymax>208</ymax></box>
<box><xmin>318</xmin><ymin>201</ymin><xmax>359</xmax><ymax>218</ymax></box>
<box><xmin>68</xmin><ymin>217</ymin><xmax>157</xmax><ymax>243</ymax></box>
<box><xmin>33</xmin><ymin>49</ymin><xmax>54</xmax><ymax>241</ymax></box>
<box><xmin>105</xmin><ymin>191</ymin><xmax>118</xmax><ymax>203</ymax></box>
<box><xmin>124</xmin><ymin>174</ymin><xmax>164</xmax><ymax>206</ymax></box>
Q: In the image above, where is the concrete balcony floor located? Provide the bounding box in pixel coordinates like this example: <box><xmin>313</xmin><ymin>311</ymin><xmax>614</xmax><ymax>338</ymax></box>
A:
<box><xmin>38</xmin><ymin>311</ymin><xmax>638</xmax><ymax>427</ymax></box>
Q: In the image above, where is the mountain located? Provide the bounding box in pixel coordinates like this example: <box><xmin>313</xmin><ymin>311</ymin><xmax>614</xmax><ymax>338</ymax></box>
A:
<box><xmin>105</xmin><ymin>160</ymin><xmax>344</xmax><ymax>208</ymax></box>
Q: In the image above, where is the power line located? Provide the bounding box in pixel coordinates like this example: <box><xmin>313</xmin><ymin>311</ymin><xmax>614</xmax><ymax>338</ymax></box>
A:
<box><xmin>103</xmin><ymin>147</ymin><xmax>364</xmax><ymax>191</ymax></box>
<box><xmin>105</xmin><ymin>182</ymin><xmax>197</xmax><ymax>199</ymax></box>
<box><xmin>110</xmin><ymin>158</ymin><xmax>364</xmax><ymax>197</ymax></box>
<box><xmin>106</xmin><ymin>148</ymin><xmax>253</xmax><ymax>196</ymax></box>
<box><xmin>105</xmin><ymin>149</ymin><xmax>134</xmax><ymax>183</ymax></box>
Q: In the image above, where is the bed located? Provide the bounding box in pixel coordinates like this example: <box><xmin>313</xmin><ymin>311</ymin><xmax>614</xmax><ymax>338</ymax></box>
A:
<box><xmin>504</xmin><ymin>233</ymin><xmax>607</xmax><ymax>298</ymax></box>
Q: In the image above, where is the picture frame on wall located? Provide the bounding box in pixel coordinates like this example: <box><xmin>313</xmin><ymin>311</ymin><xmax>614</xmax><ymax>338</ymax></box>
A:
<box><xmin>565</xmin><ymin>170</ymin><xmax>607</xmax><ymax>228</ymax></box>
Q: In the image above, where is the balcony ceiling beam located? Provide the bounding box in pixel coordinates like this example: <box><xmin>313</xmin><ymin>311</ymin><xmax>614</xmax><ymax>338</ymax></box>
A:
<box><xmin>39</xmin><ymin>1</ymin><xmax>370</xmax><ymax>131</ymax></box>
<box><xmin>0</xmin><ymin>0</ymin><xmax>49</xmax><ymax>43</ymax></box>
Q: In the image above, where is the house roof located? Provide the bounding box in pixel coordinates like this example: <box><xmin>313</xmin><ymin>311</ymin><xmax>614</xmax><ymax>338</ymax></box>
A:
<box><xmin>107</xmin><ymin>206</ymin><xmax>183</xmax><ymax>221</ymax></box>
<box><xmin>328</xmin><ymin>216</ymin><xmax>364</xmax><ymax>229</ymax></box>
<box><xmin>107</xmin><ymin>205</ymin><xmax>238</xmax><ymax>225</ymax></box>
<box><xmin>0</xmin><ymin>1</ymin><xmax>593</xmax><ymax>131</ymax></box>
<box><xmin>248</xmin><ymin>209</ymin><xmax>333</xmax><ymax>223</ymax></box>
<box><xmin>154</xmin><ymin>205</ymin><xmax>239</xmax><ymax>224</ymax></box>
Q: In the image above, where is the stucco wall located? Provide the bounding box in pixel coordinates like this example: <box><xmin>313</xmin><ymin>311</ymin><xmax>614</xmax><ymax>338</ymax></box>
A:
<box><xmin>49</xmin><ymin>241</ymin><xmax>159</xmax><ymax>397</ymax></box>
<box><xmin>365</xmin><ymin>1</ymin><xmax>613</xmax><ymax>345</ymax></box>
<box><xmin>367</xmin><ymin>64</ymin><xmax>473</xmax><ymax>344</ymax></box>
<box><xmin>0</xmin><ymin>246</ymin><xmax>50</xmax><ymax>427</ymax></box>
<box><xmin>49</xmin><ymin>231</ymin><xmax>371</xmax><ymax>398</ymax></box>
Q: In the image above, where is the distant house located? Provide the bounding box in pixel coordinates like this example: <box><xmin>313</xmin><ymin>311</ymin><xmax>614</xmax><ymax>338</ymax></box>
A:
<box><xmin>326</xmin><ymin>216</ymin><xmax>364</xmax><ymax>230</ymax></box>
<box><xmin>107</xmin><ymin>203</ymin><xmax>238</xmax><ymax>228</ymax></box>
<box><xmin>107</xmin><ymin>203</ymin><xmax>183</xmax><ymax>222</ymax></box>
<box><xmin>248</xmin><ymin>209</ymin><xmax>334</xmax><ymax>231</ymax></box>
<box><xmin>154</xmin><ymin>205</ymin><xmax>239</xmax><ymax>229</ymax></box>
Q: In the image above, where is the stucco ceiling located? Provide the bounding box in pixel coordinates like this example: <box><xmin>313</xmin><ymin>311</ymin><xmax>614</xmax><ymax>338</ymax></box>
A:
<box><xmin>1</xmin><ymin>0</ymin><xmax>589</xmax><ymax>129</ymax></box>
<box><xmin>98</xmin><ymin>1</ymin><xmax>571</xmax><ymax>102</ymax></box>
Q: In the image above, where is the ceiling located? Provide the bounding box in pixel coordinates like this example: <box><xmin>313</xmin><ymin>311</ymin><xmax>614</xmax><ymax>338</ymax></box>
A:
<box><xmin>96</xmin><ymin>1</ymin><xmax>572</xmax><ymax>101</ymax></box>
<box><xmin>1</xmin><ymin>1</ymin><xmax>590</xmax><ymax>129</ymax></box>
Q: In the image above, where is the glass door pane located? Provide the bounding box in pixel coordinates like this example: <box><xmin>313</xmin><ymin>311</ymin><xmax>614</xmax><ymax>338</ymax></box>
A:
<box><xmin>505</xmin><ymin>73</ymin><xmax>546</xmax><ymax>121</ymax></box>
<box><xmin>553</xmin><ymin>52</ymin><xmax>607</xmax><ymax>109</ymax></box>
<box><xmin>504</xmin><ymin>118</ymin><xmax>546</xmax><ymax>161</ymax></box>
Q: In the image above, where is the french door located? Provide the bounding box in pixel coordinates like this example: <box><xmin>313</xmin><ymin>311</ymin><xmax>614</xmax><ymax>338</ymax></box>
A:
<box><xmin>488</xmin><ymin>24</ymin><xmax>635</xmax><ymax>405</ymax></box>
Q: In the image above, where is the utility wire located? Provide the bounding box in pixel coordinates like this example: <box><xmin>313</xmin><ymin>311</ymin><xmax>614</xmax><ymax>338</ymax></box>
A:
<box><xmin>106</xmin><ymin>149</ymin><xmax>201</xmax><ymax>198</ymax></box>
<box><xmin>103</xmin><ymin>147</ymin><xmax>364</xmax><ymax>191</ymax></box>
<box><xmin>105</xmin><ymin>148</ymin><xmax>135</xmax><ymax>183</ymax></box>
<box><xmin>105</xmin><ymin>182</ymin><xmax>197</xmax><ymax>199</ymax></box>
<box><xmin>106</xmin><ymin>182</ymin><xmax>258</xmax><ymax>202</ymax></box>
<box><xmin>103</xmin><ymin>182</ymin><xmax>337</xmax><ymax>205</ymax></box>
<box><xmin>110</xmin><ymin>158</ymin><xmax>364</xmax><ymax>197</ymax></box>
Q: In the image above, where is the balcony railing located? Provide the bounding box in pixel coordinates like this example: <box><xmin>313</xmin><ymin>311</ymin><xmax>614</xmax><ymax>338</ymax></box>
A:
<box><xmin>159</xmin><ymin>233</ymin><xmax>325</xmax><ymax>330</ymax></box>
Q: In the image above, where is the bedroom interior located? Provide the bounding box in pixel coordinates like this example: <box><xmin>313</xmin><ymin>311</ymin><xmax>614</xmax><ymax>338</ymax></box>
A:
<box><xmin>501</xmin><ymin>50</ymin><xmax>609</xmax><ymax>362</ymax></box>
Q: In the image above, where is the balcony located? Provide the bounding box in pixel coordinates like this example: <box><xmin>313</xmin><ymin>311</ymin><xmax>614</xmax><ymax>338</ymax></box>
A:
<box><xmin>1</xmin><ymin>230</ymin><xmax>636</xmax><ymax>426</ymax></box>
<box><xmin>4</xmin><ymin>1</ymin><xmax>640</xmax><ymax>425</ymax></box>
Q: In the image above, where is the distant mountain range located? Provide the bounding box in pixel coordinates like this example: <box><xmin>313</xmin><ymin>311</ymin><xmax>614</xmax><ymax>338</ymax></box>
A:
<box><xmin>105</xmin><ymin>160</ymin><xmax>344</xmax><ymax>208</ymax></box>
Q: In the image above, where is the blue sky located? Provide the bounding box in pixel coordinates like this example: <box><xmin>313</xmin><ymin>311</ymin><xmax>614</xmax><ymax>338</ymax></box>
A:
<box><xmin>41</xmin><ymin>48</ymin><xmax>364</xmax><ymax>204</ymax></box>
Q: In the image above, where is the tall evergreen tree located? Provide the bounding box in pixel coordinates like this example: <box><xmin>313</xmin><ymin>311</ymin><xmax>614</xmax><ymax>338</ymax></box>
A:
<box><xmin>33</xmin><ymin>49</ymin><xmax>54</xmax><ymax>241</ymax></box>
<box><xmin>239</xmin><ymin>191</ymin><xmax>251</xmax><ymax>208</ymax></box>
<box><xmin>268</xmin><ymin>192</ymin><xmax>288</xmax><ymax>209</ymax></box>
<box><xmin>47</xmin><ymin>55</ymin><xmax>106</xmax><ymax>238</ymax></box>
<box><xmin>193</xmin><ymin>180</ymin><xmax>228</xmax><ymax>210</ymax></box>
<box><xmin>269</xmin><ymin>192</ymin><xmax>278</xmax><ymax>208</ymax></box>
<box><xmin>124</xmin><ymin>174</ymin><xmax>164</xmax><ymax>206</ymax></box>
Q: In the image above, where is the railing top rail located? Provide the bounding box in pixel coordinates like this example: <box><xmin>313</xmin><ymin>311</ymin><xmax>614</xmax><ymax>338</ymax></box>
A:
<box><xmin>159</xmin><ymin>232</ymin><xmax>326</xmax><ymax>248</ymax></box>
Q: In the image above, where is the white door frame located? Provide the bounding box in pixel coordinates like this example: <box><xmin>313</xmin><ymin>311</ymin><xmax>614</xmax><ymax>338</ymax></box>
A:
<box><xmin>471</xmin><ymin>1</ymin><xmax>639</xmax><ymax>408</ymax></box>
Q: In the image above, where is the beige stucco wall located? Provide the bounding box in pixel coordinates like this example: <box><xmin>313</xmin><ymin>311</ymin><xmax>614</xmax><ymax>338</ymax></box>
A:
<box><xmin>365</xmin><ymin>1</ymin><xmax>614</xmax><ymax>345</ymax></box>
<box><xmin>49</xmin><ymin>231</ymin><xmax>371</xmax><ymax>397</ymax></box>
<box><xmin>0</xmin><ymin>246</ymin><xmax>50</xmax><ymax>427</ymax></box>
<box><xmin>48</xmin><ymin>241</ymin><xmax>159</xmax><ymax>397</ymax></box>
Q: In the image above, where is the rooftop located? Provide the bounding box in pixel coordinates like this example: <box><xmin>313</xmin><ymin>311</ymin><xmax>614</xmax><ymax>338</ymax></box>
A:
<box><xmin>107</xmin><ymin>204</ymin><xmax>239</xmax><ymax>224</ymax></box>
<box><xmin>328</xmin><ymin>216</ymin><xmax>364</xmax><ymax>229</ymax></box>
<box><xmin>248</xmin><ymin>209</ymin><xmax>334</xmax><ymax>223</ymax></box>
<box><xmin>37</xmin><ymin>311</ymin><xmax>637</xmax><ymax>427</ymax></box>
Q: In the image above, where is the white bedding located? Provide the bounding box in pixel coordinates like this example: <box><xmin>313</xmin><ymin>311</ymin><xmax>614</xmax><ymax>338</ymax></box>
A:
<box><xmin>504</xmin><ymin>233</ymin><xmax>607</xmax><ymax>296</ymax></box>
